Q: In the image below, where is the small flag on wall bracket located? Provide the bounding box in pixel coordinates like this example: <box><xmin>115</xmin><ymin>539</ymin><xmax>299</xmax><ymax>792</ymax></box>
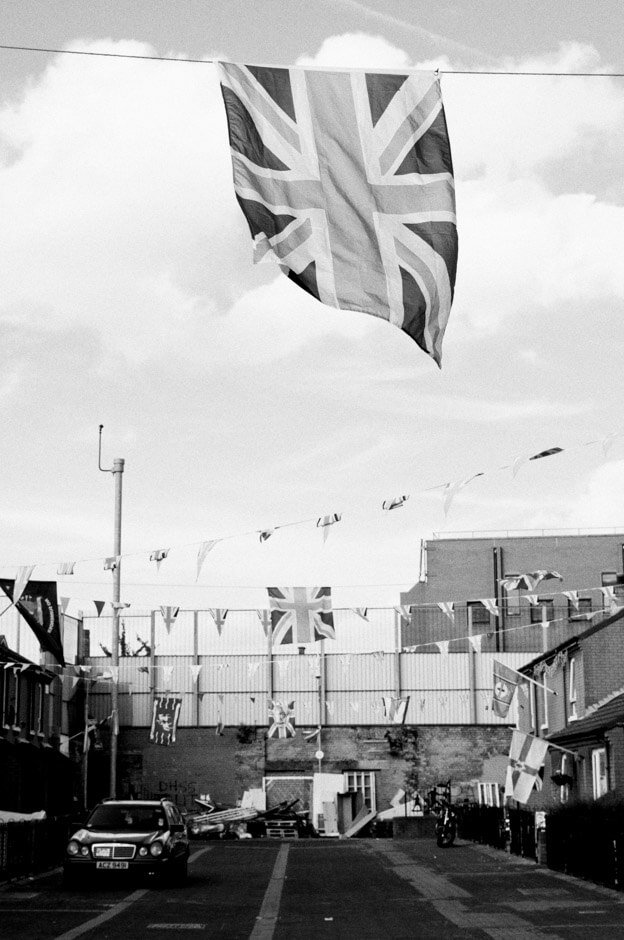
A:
<box><xmin>491</xmin><ymin>660</ymin><xmax>521</xmax><ymax>718</ymax></box>
<box><xmin>267</xmin><ymin>699</ymin><xmax>296</xmax><ymax>739</ymax></box>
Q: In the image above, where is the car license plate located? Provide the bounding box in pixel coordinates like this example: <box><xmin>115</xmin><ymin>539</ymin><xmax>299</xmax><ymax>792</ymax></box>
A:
<box><xmin>96</xmin><ymin>861</ymin><xmax>129</xmax><ymax>870</ymax></box>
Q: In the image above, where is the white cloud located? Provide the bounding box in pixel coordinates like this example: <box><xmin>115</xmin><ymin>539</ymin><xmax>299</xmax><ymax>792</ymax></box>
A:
<box><xmin>566</xmin><ymin>460</ymin><xmax>624</xmax><ymax>527</ymax></box>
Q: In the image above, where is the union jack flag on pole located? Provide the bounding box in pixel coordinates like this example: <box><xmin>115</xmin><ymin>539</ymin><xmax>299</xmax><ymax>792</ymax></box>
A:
<box><xmin>218</xmin><ymin>63</ymin><xmax>457</xmax><ymax>365</ymax></box>
<box><xmin>268</xmin><ymin>586</ymin><xmax>335</xmax><ymax>645</ymax></box>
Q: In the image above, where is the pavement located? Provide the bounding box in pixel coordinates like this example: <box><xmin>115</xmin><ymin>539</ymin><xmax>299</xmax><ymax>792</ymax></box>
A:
<box><xmin>2</xmin><ymin>836</ymin><xmax>624</xmax><ymax>938</ymax></box>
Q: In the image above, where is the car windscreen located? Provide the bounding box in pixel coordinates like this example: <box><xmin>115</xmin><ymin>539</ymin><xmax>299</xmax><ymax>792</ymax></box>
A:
<box><xmin>86</xmin><ymin>805</ymin><xmax>167</xmax><ymax>832</ymax></box>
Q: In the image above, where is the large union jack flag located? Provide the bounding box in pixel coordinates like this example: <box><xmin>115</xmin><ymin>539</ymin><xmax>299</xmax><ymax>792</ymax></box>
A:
<box><xmin>268</xmin><ymin>586</ymin><xmax>335</xmax><ymax>645</ymax></box>
<box><xmin>218</xmin><ymin>63</ymin><xmax>457</xmax><ymax>365</ymax></box>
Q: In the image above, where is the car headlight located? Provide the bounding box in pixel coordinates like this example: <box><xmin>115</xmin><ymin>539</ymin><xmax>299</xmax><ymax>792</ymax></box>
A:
<box><xmin>80</xmin><ymin>846</ymin><xmax>90</xmax><ymax>856</ymax></box>
<box><xmin>139</xmin><ymin>847</ymin><xmax>148</xmax><ymax>857</ymax></box>
<box><xmin>149</xmin><ymin>842</ymin><xmax>164</xmax><ymax>857</ymax></box>
<box><xmin>67</xmin><ymin>841</ymin><xmax>80</xmax><ymax>856</ymax></box>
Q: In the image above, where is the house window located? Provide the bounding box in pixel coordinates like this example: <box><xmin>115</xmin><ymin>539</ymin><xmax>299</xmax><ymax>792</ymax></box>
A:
<box><xmin>530</xmin><ymin>598</ymin><xmax>554</xmax><ymax>624</ymax></box>
<box><xmin>567</xmin><ymin>658</ymin><xmax>577</xmax><ymax>721</ymax></box>
<box><xmin>28</xmin><ymin>681</ymin><xmax>44</xmax><ymax>735</ymax></box>
<box><xmin>568</xmin><ymin>597</ymin><xmax>592</xmax><ymax>618</ymax></box>
<box><xmin>541</xmin><ymin>675</ymin><xmax>549</xmax><ymax>732</ymax></box>
<box><xmin>467</xmin><ymin>601</ymin><xmax>491</xmax><ymax>627</ymax></box>
<box><xmin>343</xmin><ymin>771</ymin><xmax>376</xmax><ymax>812</ymax></box>
<box><xmin>478</xmin><ymin>782</ymin><xmax>501</xmax><ymax>806</ymax></box>
<box><xmin>592</xmin><ymin>747</ymin><xmax>609</xmax><ymax>799</ymax></box>
<box><xmin>601</xmin><ymin>572</ymin><xmax>624</xmax><ymax>599</ymax></box>
<box><xmin>503</xmin><ymin>573</ymin><xmax>521</xmax><ymax>616</ymax></box>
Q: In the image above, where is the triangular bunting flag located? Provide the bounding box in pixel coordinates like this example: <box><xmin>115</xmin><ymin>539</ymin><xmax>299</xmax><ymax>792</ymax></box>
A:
<box><xmin>468</xmin><ymin>634</ymin><xmax>482</xmax><ymax>653</ymax></box>
<box><xmin>160</xmin><ymin>606</ymin><xmax>180</xmax><ymax>634</ymax></box>
<box><xmin>259</xmin><ymin>529</ymin><xmax>275</xmax><ymax>543</ymax></box>
<box><xmin>435</xmin><ymin>640</ymin><xmax>450</xmax><ymax>656</ymax></box>
<box><xmin>150</xmin><ymin>548</ymin><xmax>169</xmax><ymax>571</ymax></box>
<box><xmin>316</xmin><ymin>513</ymin><xmax>342</xmax><ymax>544</ymax></box>
<box><xmin>479</xmin><ymin>598</ymin><xmax>499</xmax><ymax>617</ymax></box>
<box><xmin>382</xmin><ymin>495</ymin><xmax>408</xmax><ymax>511</ymax></box>
<box><xmin>209</xmin><ymin>609</ymin><xmax>229</xmax><ymax>635</ymax></box>
<box><xmin>438</xmin><ymin>602</ymin><xmax>455</xmax><ymax>622</ymax></box>
<box><xmin>351</xmin><ymin>608</ymin><xmax>369</xmax><ymax>621</ymax></box>
<box><xmin>190</xmin><ymin>665</ymin><xmax>202</xmax><ymax>683</ymax></box>
<box><xmin>103</xmin><ymin>556</ymin><xmax>120</xmax><ymax>571</ymax></box>
<box><xmin>394</xmin><ymin>605</ymin><xmax>412</xmax><ymax>621</ymax></box>
<box><xmin>196</xmin><ymin>539</ymin><xmax>219</xmax><ymax>581</ymax></box>
<box><xmin>57</xmin><ymin>562</ymin><xmax>75</xmax><ymax>576</ymax></box>
<box><xmin>94</xmin><ymin>600</ymin><xmax>105</xmax><ymax>617</ymax></box>
<box><xmin>13</xmin><ymin>566</ymin><xmax>34</xmax><ymax>604</ymax></box>
<box><xmin>563</xmin><ymin>590</ymin><xmax>580</xmax><ymax>610</ymax></box>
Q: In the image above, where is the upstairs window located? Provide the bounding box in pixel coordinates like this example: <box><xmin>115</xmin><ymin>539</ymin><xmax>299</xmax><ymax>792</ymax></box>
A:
<box><xmin>602</xmin><ymin>572</ymin><xmax>624</xmax><ymax>599</ymax></box>
<box><xmin>467</xmin><ymin>601</ymin><xmax>491</xmax><ymax>627</ymax></box>
<box><xmin>530</xmin><ymin>598</ymin><xmax>554</xmax><ymax>624</ymax></box>
<box><xmin>503</xmin><ymin>573</ymin><xmax>521</xmax><ymax>616</ymax></box>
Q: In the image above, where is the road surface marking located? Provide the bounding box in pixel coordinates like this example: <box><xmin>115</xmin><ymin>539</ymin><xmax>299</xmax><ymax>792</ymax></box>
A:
<box><xmin>53</xmin><ymin>889</ymin><xmax>149</xmax><ymax>940</ymax></box>
<box><xmin>249</xmin><ymin>843</ymin><xmax>290</xmax><ymax>940</ymax></box>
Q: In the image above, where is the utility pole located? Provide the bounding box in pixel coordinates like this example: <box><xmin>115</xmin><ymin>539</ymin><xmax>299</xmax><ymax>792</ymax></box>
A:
<box><xmin>98</xmin><ymin>425</ymin><xmax>124</xmax><ymax>798</ymax></box>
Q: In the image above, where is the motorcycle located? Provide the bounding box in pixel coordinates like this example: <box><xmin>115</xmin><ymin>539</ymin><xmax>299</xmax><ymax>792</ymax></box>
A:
<box><xmin>435</xmin><ymin>801</ymin><xmax>457</xmax><ymax>848</ymax></box>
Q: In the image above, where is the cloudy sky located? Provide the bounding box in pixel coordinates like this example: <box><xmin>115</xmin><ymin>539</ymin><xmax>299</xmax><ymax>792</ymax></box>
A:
<box><xmin>1</xmin><ymin>0</ymin><xmax>623</xmax><ymax>641</ymax></box>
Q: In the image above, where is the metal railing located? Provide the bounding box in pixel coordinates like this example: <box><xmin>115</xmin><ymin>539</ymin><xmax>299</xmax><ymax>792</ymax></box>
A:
<box><xmin>0</xmin><ymin>818</ymin><xmax>74</xmax><ymax>882</ymax></box>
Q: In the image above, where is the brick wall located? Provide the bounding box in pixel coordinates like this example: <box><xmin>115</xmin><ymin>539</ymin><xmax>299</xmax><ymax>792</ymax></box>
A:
<box><xmin>117</xmin><ymin>724</ymin><xmax>512</xmax><ymax>813</ymax></box>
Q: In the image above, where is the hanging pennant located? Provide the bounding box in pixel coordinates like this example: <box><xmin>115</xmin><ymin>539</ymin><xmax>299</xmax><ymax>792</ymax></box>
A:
<box><xmin>438</xmin><ymin>602</ymin><xmax>455</xmax><ymax>622</ymax></box>
<box><xmin>60</xmin><ymin>596</ymin><xmax>70</xmax><ymax>615</ymax></box>
<box><xmin>196</xmin><ymin>539</ymin><xmax>219</xmax><ymax>581</ymax></box>
<box><xmin>351</xmin><ymin>608</ymin><xmax>369</xmax><ymax>621</ymax></box>
<box><xmin>511</xmin><ymin>455</ymin><xmax>528</xmax><ymax>479</ymax></box>
<box><xmin>267</xmin><ymin>699</ymin><xmax>296</xmax><ymax>739</ymax></box>
<box><xmin>13</xmin><ymin>566</ymin><xmax>34</xmax><ymax>604</ymax></box>
<box><xmin>304</xmin><ymin>726</ymin><xmax>321</xmax><ymax>742</ymax></box>
<box><xmin>276</xmin><ymin>659</ymin><xmax>291</xmax><ymax>676</ymax></box>
<box><xmin>563</xmin><ymin>590</ymin><xmax>580</xmax><ymax>610</ymax></box>
<box><xmin>316</xmin><ymin>513</ymin><xmax>342</xmax><ymax>544</ymax></box>
<box><xmin>93</xmin><ymin>600</ymin><xmax>105</xmax><ymax>617</ymax></box>
<box><xmin>190</xmin><ymin>664</ymin><xmax>202</xmax><ymax>684</ymax></box>
<box><xmin>259</xmin><ymin>529</ymin><xmax>275</xmax><ymax>543</ymax></box>
<box><xmin>103</xmin><ymin>556</ymin><xmax>119</xmax><ymax>572</ymax></box>
<box><xmin>382</xmin><ymin>495</ymin><xmax>408</xmax><ymax>511</ymax></box>
<box><xmin>160</xmin><ymin>606</ymin><xmax>180</xmax><ymax>634</ymax></box>
<box><xmin>248</xmin><ymin>661</ymin><xmax>261</xmax><ymax>679</ymax></box>
<box><xmin>443</xmin><ymin>473</ymin><xmax>483</xmax><ymax>519</ymax></box>
<box><xmin>138</xmin><ymin>665</ymin><xmax>150</xmax><ymax>675</ymax></box>
<box><xmin>435</xmin><ymin>640</ymin><xmax>450</xmax><ymax>656</ymax></box>
<box><xmin>382</xmin><ymin>695</ymin><xmax>410</xmax><ymax>724</ymax></box>
<box><xmin>162</xmin><ymin>666</ymin><xmax>174</xmax><ymax>690</ymax></box>
<box><xmin>479</xmin><ymin>598</ymin><xmax>499</xmax><ymax>617</ymax></box>
<box><xmin>0</xmin><ymin>578</ymin><xmax>65</xmax><ymax>664</ymax></box>
<box><xmin>149</xmin><ymin>696</ymin><xmax>182</xmax><ymax>746</ymax></box>
<box><xmin>57</xmin><ymin>562</ymin><xmax>76</xmax><ymax>576</ymax></box>
<box><xmin>150</xmin><ymin>549</ymin><xmax>169</xmax><ymax>571</ymax></box>
<box><xmin>111</xmin><ymin>601</ymin><xmax>131</xmax><ymax>611</ymax></box>
<box><xmin>467</xmin><ymin>634</ymin><xmax>482</xmax><ymax>653</ymax></box>
<box><xmin>394</xmin><ymin>605</ymin><xmax>412</xmax><ymax>622</ymax></box>
<box><xmin>529</xmin><ymin>446</ymin><xmax>563</xmax><ymax>461</ymax></box>
<box><xmin>209</xmin><ymin>609</ymin><xmax>229</xmax><ymax>635</ymax></box>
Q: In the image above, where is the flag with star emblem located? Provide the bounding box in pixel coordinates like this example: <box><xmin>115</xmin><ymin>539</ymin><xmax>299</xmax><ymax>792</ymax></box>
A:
<box><xmin>492</xmin><ymin>660</ymin><xmax>521</xmax><ymax>718</ymax></box>
<box><xmin>504</xmin><ymin>730</ymin><xmax>548</xmax><ymax>804</ymax></box>
<box><xmin>219</xmin><ymin>63</ymin><xmax>457</xmax><ymax>365</ymax></box>
<box><xmin>268</xmin><ymin>586</ymin><xmax>335</xmax><ymax>645</ymax></box>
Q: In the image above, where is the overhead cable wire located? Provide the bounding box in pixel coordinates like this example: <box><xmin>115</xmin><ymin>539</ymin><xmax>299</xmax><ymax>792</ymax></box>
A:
<box><xmin>1</xmin><ymin>43</ymin><xmax>624</xmax><ymax>77</ymax></box>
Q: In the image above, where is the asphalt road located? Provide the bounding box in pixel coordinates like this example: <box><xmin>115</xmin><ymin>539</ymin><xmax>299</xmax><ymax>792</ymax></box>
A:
<box><xmin>3</xmin><ymin>837</ymin><xmax>624</xmax><ymax>939</ymax></box>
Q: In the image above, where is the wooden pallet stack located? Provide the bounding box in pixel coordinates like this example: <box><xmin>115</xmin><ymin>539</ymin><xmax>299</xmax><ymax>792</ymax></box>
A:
<box><xmin>265</xmin><ymin>818</ymin><xmax>299</xmax><ymax>839</ymax></box>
